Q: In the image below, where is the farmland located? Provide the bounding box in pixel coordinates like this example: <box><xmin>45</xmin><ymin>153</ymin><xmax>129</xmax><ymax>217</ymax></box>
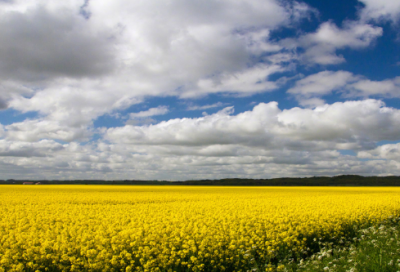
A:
<box><xmin>1</xmin><ymin>186</ymin><xmax>400</xmax><ymax>271</ymax></box>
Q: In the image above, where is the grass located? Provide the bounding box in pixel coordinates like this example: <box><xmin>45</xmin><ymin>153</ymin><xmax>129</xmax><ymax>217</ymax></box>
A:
<box><xmin>279</xmin><ymin>216</ymin><xmax>400</xmax><ymax>272</ymax></box>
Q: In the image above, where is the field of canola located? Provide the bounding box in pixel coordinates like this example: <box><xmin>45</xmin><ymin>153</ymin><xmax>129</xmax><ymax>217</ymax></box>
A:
<box><xmin>1</xmin><ymin>186</ymin><xmax>400</xmax><ymax>272</ymax></box>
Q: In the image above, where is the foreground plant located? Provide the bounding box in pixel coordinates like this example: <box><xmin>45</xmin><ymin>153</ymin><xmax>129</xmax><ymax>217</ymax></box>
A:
<box><xmin>283</xmin><ymin>217</ymin><xmax>400</xmax><ymax>272</ymax></box>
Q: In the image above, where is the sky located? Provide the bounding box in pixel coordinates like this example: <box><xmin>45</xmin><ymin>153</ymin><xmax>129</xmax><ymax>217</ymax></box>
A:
<box><xmin>0</xmin><ymin>0</ymin><xmax>400</xmax><ymax>180</ymax></box>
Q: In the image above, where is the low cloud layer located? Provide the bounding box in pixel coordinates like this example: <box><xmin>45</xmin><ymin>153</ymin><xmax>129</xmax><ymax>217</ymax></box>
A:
<box><xmin>106</xmin><ymin>100</ymin><xmax>400</xmax><ymax>149</ymax></box>
<box><xmin>1</xmin><ymin>100</ymin><xmax>400</xmax><ymax>180</ymax></box>
<box><xmin>289</xmin><ymin>71</ymin><xmax>400</xmax><ymax>106</ymax></box>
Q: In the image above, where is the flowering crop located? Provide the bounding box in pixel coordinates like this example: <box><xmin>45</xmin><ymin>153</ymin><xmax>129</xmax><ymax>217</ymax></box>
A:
<box><xmin>1</xmin><ymin>186</ymin><xmax>400</xmax><ymax>272</ymax></box>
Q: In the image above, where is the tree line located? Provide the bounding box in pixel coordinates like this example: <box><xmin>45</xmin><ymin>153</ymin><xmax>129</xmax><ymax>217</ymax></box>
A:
<box><xmin>2</xmin><ymin>175</ymin><xmax>400</xmax><ymax>186</ymax></box>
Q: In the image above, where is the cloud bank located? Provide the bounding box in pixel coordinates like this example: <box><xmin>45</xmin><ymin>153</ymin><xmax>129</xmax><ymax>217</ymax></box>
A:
<box><xmin>0</xmin><ymin>0</ymin><xmax>399</xmax><ymax>179</ymax></box>
<box><xmin>0</xmin><ymin>100</ymin><xmax>399</xmax><ymax>180</ymax></box>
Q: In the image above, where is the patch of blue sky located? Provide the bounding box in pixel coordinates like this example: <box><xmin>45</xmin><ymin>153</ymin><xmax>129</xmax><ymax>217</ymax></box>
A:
<box><xmin>305</xmin><ymin>0</ymin><xmax>361</xmax><ymax>24</ymax></box>
<box><xmin>270</xmin><ymin>0</ymin><xmax>399</xmax><ymax>82</ymax></box>
<box><xmin>128</xmin><ymin>96</ymin><xmax>201</xmax><ymax>121</ymax></box>
<box><xmin>93</xmin><ymin>96</ymin><xmax>203</xmax><ymax>128</ymax></box>
<box><xmin>339</xmin><ymin>150</ymin><xmax>357</xmax><ymax>156</ymax></box>
<box><xmin>377</xmin><ymin>140</ymin><xmax>400</xmax><ymax>146</ymax></box>
<box><xmin>52</xmin><ymin>139</ymin><xmax>69</xmax><ymax>145</ymax></box>
<box><xmin>0</xmin><ymin>109</ymin><xmax>39</xmax><ymax>126</ymax></box>
<box><xmin>338</xmin><ymin>25</ymin><xmax>400</xmax><ymax>80</ymax></box>
<box><xmin>358</xmin><ymin>158</ymin><xmax>375</xmax><ymax>162</ymax></box>
<box><xmin>319</xmin><ymin>92</ymin><xmax>350</xmax><ymax>105</ymax></box>
<box><xmin>88</xmin><ymin>133</ymin><xmax>104</xmax><ymax>144</ymax></box>
<box><xmin>93</xmin><ymin>113</ymin><xmax>125</xmax><ymax>129</ymax></box>
<box><xmin>97</xmin><ymin>94</ymin><xmax>270</xmax><ymax>128</ymax></box>
<box><xmin>381</xmin><ymin>98</ymin><xmax>400</xmax><ymax>109</ymax></box>
<box><xmin>269</xmin><ymin>0</ymin><xmax>361</xmax><ymax>44</ymax></box>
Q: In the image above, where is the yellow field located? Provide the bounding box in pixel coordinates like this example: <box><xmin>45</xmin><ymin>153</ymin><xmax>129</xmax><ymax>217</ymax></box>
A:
<box><xmin>1</xmin><ymin>186</ymin><xmax>400</xmax><ymax>272</ymax></box>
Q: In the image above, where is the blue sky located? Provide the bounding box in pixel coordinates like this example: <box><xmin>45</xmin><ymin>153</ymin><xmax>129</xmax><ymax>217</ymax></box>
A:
<box><xmin>0</xmin><ymin>0</ymin><xmax>399</xmax><ymax>180</ymax></box>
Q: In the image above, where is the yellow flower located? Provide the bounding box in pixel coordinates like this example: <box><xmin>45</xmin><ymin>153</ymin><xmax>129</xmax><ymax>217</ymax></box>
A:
<box><xmin>0</xmin><ymin>185</ymin><xmax>399</xmax><ymax>271</ymax></box>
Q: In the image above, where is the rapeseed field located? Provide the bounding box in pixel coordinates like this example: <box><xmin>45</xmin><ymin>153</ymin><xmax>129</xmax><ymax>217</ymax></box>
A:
<box><xmin>1</xmin><ymin>186</ymin><xmax>400</xmax><ymax>272</ymax></box>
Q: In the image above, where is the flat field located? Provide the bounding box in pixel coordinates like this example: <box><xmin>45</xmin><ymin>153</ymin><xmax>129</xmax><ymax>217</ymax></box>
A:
<box><xmin>1</xmin><ymin>186</ymin><xmax>400</xmax><ymax>272</ymax></box>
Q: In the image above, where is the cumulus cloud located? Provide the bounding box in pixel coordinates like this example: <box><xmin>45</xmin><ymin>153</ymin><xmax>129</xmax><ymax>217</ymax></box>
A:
<box><xmin>106</xmin><ymin>100</ymin><xmax>400</xmax><ymax>149</ymax></box>
<box><xmin>125</xmin><ymin>106</ymin><xmax>169</xmax><ymax>126</ymax></box>
<box><xmin>348</xmin><ymin>77</ymin><xmax>400</xmax><ymax>98</ymax></box>
<box><xmin>0</xmin><ymin>4</ymin><xmax>115</xmax><ymax>82</ymax></box>
<box><xmin>0</xmin><ymin>100</ymin><xmax>399</xmax><ymax>180</ymax></box>
<box><xmin>0</xmin><ymin>0</ymin><xmax>399</xmax><ymax>180</ymax></box>
<box><xmin>0</xmin><ymin>144</ymin><xmax>393</xmax><ymax>180</ymax></box>
<box><xmin>0</xmin><ymin>139</ymin><xmax>63</xmax><ymax>157</ymax></box>
<box><xmin>11</xmin><ymin>99</ymin><xmax>390</xmax><ymax>180</ymax></box>
<box><xmin>241</xmin><ymin>29</ymin><xmax>282</xmax><ymax>55</ymax></box>
<box><xmin>184</xmin><ymin>64</ymin><xmax>284</xmax><ymax>98</ymax></box>
<box><xmin>278</xmin><ymin>0</ymin><xmax>400</xmax><ymax>66</ymax></box>
<box><xmin>129</xmin><ymin>106</ymin><xmax>169</xmax><ymax>118</ymax></box>
<box><xmin>288</xmin><ymin>71</ymin><xmax>360</xmax><ymax>106</ymax></box>
<box><xmin>0</xmin><ymin>0</ymin><xmax>314</xmax><ymax>142</ymax></box>
<box><xmin>358</xmin><ymin>143</ymin><xmax>400</xmax><ymax>161</ymax></box>
<box><xmin>358</xmin><ymin>0</ymin><xmax>400</xmax><ymax>23</ymax></box>
<box><xmin>282</xmin><ymin>21</ymin><xmax>382</xmax><ymax>65</ymax></box>
<box><xmin>186</xmin><ymin>102</ymin><xmax>228</xmax><ymax>111</ymax></box>
<box><xmin>288</xmin><ymin>71</ymin><xmax>400</xmax><ymax>105</ymax></box>
<box><xmin>5</xmin><ymin>119</ymin><xmax>91</xmax><ymax>142</ymax></box>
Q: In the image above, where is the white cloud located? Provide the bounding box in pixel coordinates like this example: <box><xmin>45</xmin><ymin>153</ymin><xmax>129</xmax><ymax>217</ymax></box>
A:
<box><xmin>0</xmin><ymin>80</ymin><xmax>33</xmax><ymax>110</ymax></box>
<box><xmin>5</xmin><ymin>119</ymin><xmax>91</xmax><ymax>142</ymax></box>
<box><xmin>129</xmin><ymin>106</ymin><xmax>169</xmax><ymax>118</ymax></box>
<box><xmin>295</xmin><ymin>98</ymin><xmax>325</xmax><ymax>108</ymax></box>
<box><xmin>281</xmin><ymin>0</ymin><xmax>400</xmax><ymax>66</ymax></box>
<box><xmin>183</xmin><ymin>64</ymin><xmax>284</xmax><ymax>98</ymax></box>
<box><xmin>106</xmin><ymin>100</ymin><xmax>400</xmax><ymax>149</ymax></box>
<box><xmin>33</xmin><ymin>99</ymin><xmax>400</xmax><ymax>180</ymax></box>
<box><xmin>288</xmin><ymin>71</ymin><xmax>400</xmax><ymax>105</ymax></box>
<box><xmin>282</xmin><ymin>21</ymin><xmax>382</xmax><ymax>65</ymax></box>
<box><xmin>358</xmin><ymin>0</ymin><xmax>400</xmax><ymax>23</ymax></box>
<box><xmin>0</xmin><ymin>100</ymin><xmax>399</xmax><ymax>180</ymax></box>
<box><xmin>0</xmin><ymin>139</ymin><xmax>63</xmax><ymax>157</ymax></box>
<box><xmin>288</xmin><ymin>71</ymin><xmax>357</xmax><ymax>95</ymax></box>
<box><xmin>358</xmin><ymin>143</ymin><xmax>400</xmax><ymax>161</ymax></box>
<box><xmin>0</xmin><ymin>4</ymin><xmax>115</xmax><ymax>82</ymax></box>
<box><xmin>288</xmin><ymin>71</ymin><xmax>359</xmax><ymax>106</ymax></box>
<box><xmin>308</xmin><ymin>21</ymin><xmax>381</xmax><ymax>48</ymax></box>
<box><xmin>348</xmin><ymin>77</ymin><xmax>400</xmax><ymax>98</ymax></box>
<box><xmin>125</xmin><ymin>106</ymin><xmax>169</xmax><ymax>126</ymax></box>
<box><xmin>187</xmin><ymin>102</ymin><xmax>228</xmax><ymax>111</ymax></box>
<box><xmin>0</xmin><ymin>1</ymin><xmax>399</xmax><ymax>180</ymax></box>
<box><xmin>8</xmin><ymin>80</ymin><xmax>145</xmax><ymax>141</ymax></box>
<box><xmin>0</xmin><ymin>0</ymin><xmax>313</xmax><ymax>142</ymax></box>
<box><xmin>0</xmin><ymin>144</ymin><xmax>393</xmax><ymax>180</ymax></box>
<box><xmin>241</xmin><ymin>29</ymin><xmax>282</xmax><ymax>55</ymax></box>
